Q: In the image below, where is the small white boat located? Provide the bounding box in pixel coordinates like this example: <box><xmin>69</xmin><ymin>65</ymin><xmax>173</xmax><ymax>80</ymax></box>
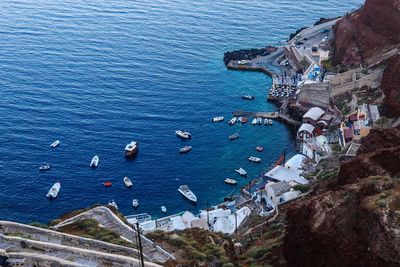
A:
<box><xmin>123</xmin><ymin>176</ymin><xmax>133</xmax><ymax>188</ymax></box>
<box><xmin>235</xmin><ymin>167</ymin><xmax>247</xmax><ymax>176</ymax></box>
<box><xmin>252</xmin><ymin>118</ymin><xmax>257</xmax><ymax>125</ymax></box>
<box><xmin>237</xmin><ymin>117</ymin><xmax>243</xmax><ymax>123</ymax></box>
<box><xmin>50</xmin><ymin>140</ymin><xmax>60</xmax><ymax>148</ymax></box>
<box><xmin>212</xmin><ymin>116</ymin><xmax>224</xmax><ymax>123</ymax></box>
<box><xmin>90</xmin><ymin>155</ymin><xmax>99</xmax><ymax>167</ymax></box>
<box><xmin>125</xmin><ymin>141</ymin><xmax>139</xmax><ymax>157</ymax></box>
<box><xmin>108</xmin><ymin>200</ymin><xmax>118</xmax><ymax>210</ymax></box>
<box><xmin>248</xmin><ymin>156</ymin><xmax>262</xmax><ymax>163</ymax></box>
<box><xmin>178</xmin><ymin>185</ymin><xmax>197</xmax><ymax>202</ymax></box>
<box><xmin>46</xmin><ymin>182</ymin><xmax>60</xmax><ymax>199</ymax></box>
<box><xmin>161</xmin><ymin>206</ymin><xmax>167</xmax><ymax>213</ymax></box>
<box><xmin>175</xmin><ymin>130</ymin><xmax>191</xmax><ymax>139</ymax></box>
<box><xmin>224</xmin><ymin>178</ymin><xmax>237</xmax><ymax>185</ymax></box>
<box><xmin>132</xmin><ymin>199</ymin><xmax>139</xmax><ymax>208</ymax></box>
<box><xmin>269</xmin><ymin>119</ymin><xmax>273</xmax><ymax>125</ymax></box>
<box><xmin>242</xmin><ymin>95</ymin><xmax>255</xmax><ymax>100</ymax></box>
<box><xmin>179</xmin><ymin>145</ymin><xmax>192</xmax><ymax>153</ymax></box>
<box><xmin>229</xmin><ymin>133</ymin><xmax>239</xmax><ymax>140</ymax></box>
<box><xmin>264</xmin><ymin>118</ymin><xmax>269</xmax><ymax>125</ymax></box>
<box><xmin>39</xmin><ymin>164</ymin><xmax>51</xmax><ymax>171</ymax></box>
<box><xmin>228</xmin><ymin>117</ymin><xmax>237</xmax><ymax>125</ymax></box>
<box><xmin>257</xmin><ymin>117</ymin><xmax>262</xmax><ymax>125</ymax></box>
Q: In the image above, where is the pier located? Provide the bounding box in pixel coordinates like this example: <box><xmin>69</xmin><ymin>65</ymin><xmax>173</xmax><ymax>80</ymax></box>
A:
<box><xmin>232</xmin><ymin>110</ymin><xmax>279</xmax><ymax>118</ymax></box>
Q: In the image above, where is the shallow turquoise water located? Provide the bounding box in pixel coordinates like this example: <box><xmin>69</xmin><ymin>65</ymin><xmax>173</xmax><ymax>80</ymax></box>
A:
<box><xmin>0</xmin><ymin>0</ymin><xmax>363</xmax><ymax>223</ymax></box>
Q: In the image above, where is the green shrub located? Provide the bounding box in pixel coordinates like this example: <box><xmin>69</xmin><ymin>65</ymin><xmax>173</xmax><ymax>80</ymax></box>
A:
<box><xmin>29</xmin><ymin>222</ymin><xmax>50</xmax><ymax>229</ymax></box>
<box><xmin>293</xmin><ymin>184</ymin><xmax>310</xmax><ymax>193</ymax></box>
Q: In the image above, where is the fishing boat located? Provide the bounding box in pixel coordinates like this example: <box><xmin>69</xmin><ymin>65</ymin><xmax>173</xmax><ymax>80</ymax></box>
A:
<box><xmin>235</xmin><ymin>167</ymin><xmax>247</xmax><ymax>176</ymax></box>
<box><xmin>256</xmin><ymin>146</ymin><xmax>264</xmax><ymax>152</ymax></box>
<box><xmin>178</xmin><ymin>185</ymin><xmax>197</xmax><ymax>202</ymax></box>
<box><xmin>224</xmin><ymin>178</ymin><xmax>237</xmax><ymax>185</ymax></box>
<box><xmin>132</xmin><ymin>199</ymin><xmax>139</xmax><ymax>208</ymax></box>
<box><xmin>161</xmin><ymin>206</ymin><xmax>167</xmax><ymax>213</ymax></box>
<box><xmin>39</xmin><ymin>164</ymin><xmax>51</xmax><ymax>171</ymax></box>
<box><xmin>108</xmin><ymin>200</ymin><xmax>118</xmax><ymax>210</ymax></box>
<box><xmin>46</xmin><ymin>182</ymin><xmax>60</xmax><ymax>199</ymax></box>
<box><xmin>252</xmin><ymin>118</ymin><xmax>257</xmax><ymax>125</ymax></box>
<box><xmin>125</xmin><ymin>141</ymin><xmax>138</xmax><ymax>157</ymax></box>
<box><xmin>264</xmin><ymin>118</ymin><xmax>269</xmax><ymax>125</ymax></box>
<box><xmin>175</xmin><ymin>130</ymin><xmax>191</xmax><ymax>139</ymax></box>
<box><xmin>228</xmin><ymin>117</ymin><xmax>237</xmax><ymax>125</ymax></box>
<box><xmin>229</xmin><ymin>133</ymin><xmax>239</xmax><ymax>140</ymax></box>
<box><xmin>103</xmin><ymin>181</ymin><xmax>112</xmax><ymax>187</ymax></box>
<box><xmin>241</xmin><ymin>117</ymin><xmax>248</xmax><ymax>123</ymax></box>
<box><xmin>123</xmin><ymin>176</ymin><xmax>133</xmax><ymax>188</ymax></box>
<box><xmin>248</xmin><ymin>156</ymin><xmax>262</xmax><ymax>163</ymax></box>
<box><xmin>50</xmin><ymin>140</ymin><xmax>60</xmax><ymax>148</ymax></box>
<box><xmin>269</xmin><ymin>119</ymin><xmax>273</xmax><ymax>125</ymax></box>
<box><xmin>212</xmin><ymin>116</ymin><xmax>224</xmax><ymax>123</ymax></box>
<box><xmin>90</xmin><ymin>155</ymin><xmax>99</xmax><ymax>167</ymax></box>
<box><xmin>257</xmin><ymin>117</ymin><xmax>262</xmax><ymax>124</ymax></box>
<box><xmin>242</xmin><ymin>95</ymin><xmax>255</xmax><ymax>100</ymax></box>
<box><xmin>179</xmin><ymin>145</ymin><xmax>192</xmax><ymax>153</ymax></box>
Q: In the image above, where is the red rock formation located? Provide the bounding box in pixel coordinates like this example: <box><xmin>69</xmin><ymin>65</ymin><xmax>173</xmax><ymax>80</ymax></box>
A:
<box><xmin>283</xmin><ymin>126</ymin><xmax>400</xmax><ymax>267</ymax></box>
<box><xmin>381</xmin><ymin>55</ymin><xmax>400</xmax><ymax>117</ymax></box>
<box><xmin>333</xmin><ymin>0</ymin><xmax>400</xmax><ymax>67</ymax></box>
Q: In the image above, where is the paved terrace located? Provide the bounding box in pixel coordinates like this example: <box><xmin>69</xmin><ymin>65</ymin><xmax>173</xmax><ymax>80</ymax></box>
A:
<box><xmin>53</xmin><ymin>206</ymin><xmax>175</xmax><ymax>263</ymax></box>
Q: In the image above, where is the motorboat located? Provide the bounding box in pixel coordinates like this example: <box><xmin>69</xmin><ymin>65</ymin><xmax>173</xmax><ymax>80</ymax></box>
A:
<box><xmin>178</xmin><ymin>185</ymin><xmax>197</xmax><ymax>202</ymax></box>
<box><xmin>264</xmin><ymin>118</ymin><xmax>269</xmax><ymax>125</ymax></box>
<box><xmin>252</xmin><ymin>118</ymin><xmax>257</xmax><ymax>125</ymax></box>
<box><xmin>132</xmin><ymin>199</ymin><xmax>139</xmax><ymax>208</ymax></box>
<box><xmin>104</xmin><ymin>181</ymin><xmax>112</xmax><ymax>187</ymax></box>
<box><xmin>248</xmin><ymin>156</ymin><xmax>262</xmax><ymax>163</ymax></box>
<box><xmin>108</xmin><ymin>200</ymin><xmax>118</xmax><ymax>210</ymax></box>
<box><xmin>256</xmin><ymin>146</ymin><xmax>264</xmax><ymax>152</ymax></box>
<box><xmin>241</xmin><ymin>117</ymin><xmax>248</xmax><ymax>123</ymax></box>
<box><xmin>46</xmin><ymin>182</ymin><xmax>60</xmax><ymax>199</ymax></box>
<box><xmin>228</xmin><ymin>117</ymin><xmax>237</xmax><ymax>125</ymax></box>
<box><xmin>235</xmin><ymin>167</ymin><xmax>247</xmax><ymax>176</ymax></box>
<box><xmin>237</xmin><ymin>117</ymin><xmax>243</xmax><ymax>123</ymax></box>
<box><xmin>90</xmin><ymin>155</ymin><xmax>99</xmax><ymax>167</ymax></box>
<box><xmin>161</xmin><ymin>206</ymin><xmax>167</xmax><ymax>213</ymax></box>
<box><xmin>229</xmin><ymin>133</ymin><xmax>239</xmax><ymax>140</ymax></box>
<box><xmin>179</xmin><ymin>145</ymin><xmax>192</xmax><ymax>153</ymax></box>
<box><xmin>242</xmin><ymin>95</ymin><xmax>255</xmax><ymax>100</ymax></box>
<box><xmin>175</xmin><ymin>130</ymin><xmax>191</xmax><ymax>139</ymax></box>
<box><xmin>123</xmin><ymin>176</ymin><xmax>133</xmax><ymax>188</ymax></box>
<box><xmin>212</xmin><ymin>116</ymin><xmax>224</xmax><ymax>123</ymax></box>
<box><xmin>50</xmin><ymin>140</ymin><xmax>60</xmax><ymax>148</ymax></box>
<box><xmin>224</xmin><ymin>178</ymin><xmax>237</xmax><ymax>185</ymax></box>
<box><xmin>257</xmin><ymin>117</ymin><xmax>262</xmax><ymax>124</ymax></box>
<box><xmin>269</xmin><ymin>119</ymin><xmax>273</xmax><ymax>125</ymax></box>
<box><xmin>39</xmin><ymin>164</ymin><xmax>51</xmax><ymax>171</ymax></box>
<box><xmin>125</xmin><ymin>141</ymin><xmax>138</xmax><ymax>157</ymax></box>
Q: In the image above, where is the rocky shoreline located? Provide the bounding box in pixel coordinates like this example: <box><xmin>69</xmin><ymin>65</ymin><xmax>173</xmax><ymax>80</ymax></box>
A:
<box><xmin>223</xmin><ymin>46</ymin><xmax>278</xmax><ymax>66</ymax></box>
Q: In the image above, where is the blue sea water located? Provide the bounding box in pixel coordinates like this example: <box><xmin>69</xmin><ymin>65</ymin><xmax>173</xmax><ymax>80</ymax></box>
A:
<box><xmin>0</xmin><ymin>0</ymin><xmax>363</xmax><ymax>223</ymax></box>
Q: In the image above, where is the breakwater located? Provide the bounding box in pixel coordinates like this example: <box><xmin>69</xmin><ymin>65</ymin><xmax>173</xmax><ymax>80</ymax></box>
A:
<box><xmin>223</xmin><ymin>46</ymin><xmax>278</xmax><ymax>66</ymax></box>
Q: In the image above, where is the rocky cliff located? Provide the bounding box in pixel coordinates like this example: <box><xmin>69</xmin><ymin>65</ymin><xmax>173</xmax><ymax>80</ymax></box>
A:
<box><xmin>283</xmin><ymin>126</ymin><xmax>400</xmax><ymax>267</ymax></box>
<box><xmin>333</xmin><ymin>0</ymin><xmax>400</xmax><ymax>67</ymax></box>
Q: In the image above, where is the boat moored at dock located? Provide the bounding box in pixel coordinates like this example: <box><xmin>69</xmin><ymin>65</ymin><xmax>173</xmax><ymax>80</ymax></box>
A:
<box><xmin>248</xmin><ymin>156</ymin><xmax>262</xmax><ymax>163</ymax></box>
<box><xmin>224</xmin><ymin>178</ymin><xmax>237</xmax><ymax>185</ymax></box>
<box><xmin>252</xmin><ymin>118</ymin><xmax>257</xmax><ymax>125</ymax></box>
<box><xmin>178</xmin><ymin>185</ymin><xmax>197</xmax><ymax>202</ymax></box>
<box><xmin>90</xmin><ymin>155</ymin><xmax>99</xmax><ymax>167</ymax></box>
<box><xmin>46</xmin><ymin>182</ymin><xmax>60</xmax><ymax>199</ymax></box>
<box><xmin>229</xmin><ymin>133</ymin><xmax>239</xmax><ymax>140</ymax></box>
<box><xmin>125</xmin><ymin>141</ymin><xmax>138</xmax><ymax>158</ymax></box>
<box><xmin>123</xmin><ymin>176</ymin><xmax>133</xmax><ymax>188</ymax></box>
<box><xmin>175</xmin><ymin>130</ymin><xmax>191</xmax><ymax>139</ymax></box>
<box><xmin>235</xmin><ymin>167</ymin><xmax>247</xmax><ymax>176</ymax></box>
<box><xmin>241</xmin><ymin>117</ymin><xmax>248</xmax><ymax>123</ymax></box>
<box><xmin>212</xmin><ymin>116</ymin><xmax>224</xmax><ymax>122</ymax></box>
<box><xmin>228</xmin><ymin>117</ymin><xmax>237</xmax><ymax>125</ymax></box>
<box><xmin>50</xmin><ymin>140</ymin><xmax>60</xmax><ymax>148</ymax></box>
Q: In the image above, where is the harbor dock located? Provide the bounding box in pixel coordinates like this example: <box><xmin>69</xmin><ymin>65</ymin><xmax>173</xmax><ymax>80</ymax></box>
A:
<box><xmin>232</xmin><ymin>110</ymin><xmax>279</xmax><ymax>118</ymax></box>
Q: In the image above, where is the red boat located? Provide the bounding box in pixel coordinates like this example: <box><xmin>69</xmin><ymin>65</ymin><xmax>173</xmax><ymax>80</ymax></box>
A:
<box><xmin>256</xmin><ymin>146</ymin><xmax>264</xmax><ymax>152</ymax></box>
<box><xmin>241</xmin><ymin>117</ymin><xmax>248</xmax><ymax>123</ymax></box>
<box><xmin>103</xmin><ymin>181</ymin><xmax>112</xmax><ymax>187</ymax></box>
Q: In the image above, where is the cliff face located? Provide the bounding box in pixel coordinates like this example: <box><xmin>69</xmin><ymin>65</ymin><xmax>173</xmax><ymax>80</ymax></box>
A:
<box><xmin>381</xmin><ymin>55</ymin><xmax>400</xmax><ymax>117</ymax></box>
<box><xmin>283</xmin><ymin>126</ymin><xmax>400</xmax><ymax>267</ymax></box>
<box><xmin>333</xmin><ymin>0</ymin><xmax>400</xmax><ymax>67</ymax></box>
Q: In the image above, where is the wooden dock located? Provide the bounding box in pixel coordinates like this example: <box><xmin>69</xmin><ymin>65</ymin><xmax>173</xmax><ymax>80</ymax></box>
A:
<box><xmin>232</xmin><ymin>111</ymin><xmax>279</xmax><ymax>118</ymax></box>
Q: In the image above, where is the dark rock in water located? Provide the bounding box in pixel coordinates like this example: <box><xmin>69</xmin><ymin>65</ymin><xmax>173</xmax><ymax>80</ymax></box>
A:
<box><xmin>223</xmin><ymin>46</ymin><xmax>277</xmax><ymax>66</ymax></box>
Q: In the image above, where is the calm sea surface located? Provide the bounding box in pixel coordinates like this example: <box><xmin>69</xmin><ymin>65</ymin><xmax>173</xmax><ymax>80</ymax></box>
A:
<box><xmin>0</xmin><ymin>0</ymin><xmax>363</xmax><ymax>223</ymax></box>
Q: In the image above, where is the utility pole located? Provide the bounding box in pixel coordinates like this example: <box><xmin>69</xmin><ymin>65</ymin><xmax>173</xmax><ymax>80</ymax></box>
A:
<box><xmin>136</xmin><ymin>222</ymin><xmax>144</xmax><ymax>267</ymax></box>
